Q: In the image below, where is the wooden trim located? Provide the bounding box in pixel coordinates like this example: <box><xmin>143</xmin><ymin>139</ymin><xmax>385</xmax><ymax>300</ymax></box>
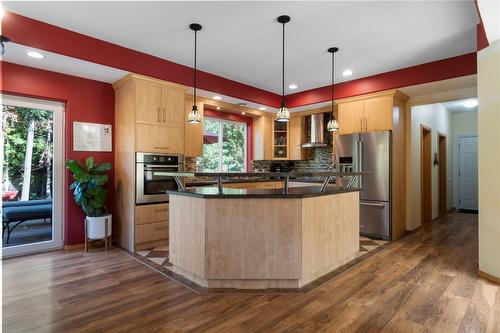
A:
<box><xmin>479</xmin><ymin>270</ymin><xmax>500</xmax><ymax>285</ymax></box>
<box><xmin>421</xmin><ymin>125</ymin><xmax>432</xmax><ymax>226</ymax></box>
<box><xmin>113</xmin><ymin>73</ymin><xmax>187</xmax><ymax>91</ymax></box>
<box><xmin>438</xmin><ymin>132</ymin><xmax>447</xmax><ymax>217</ymax></box>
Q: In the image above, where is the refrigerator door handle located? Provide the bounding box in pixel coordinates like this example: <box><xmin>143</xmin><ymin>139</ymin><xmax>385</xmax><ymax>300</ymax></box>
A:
<box><xmin>360</xmin><ymin>202</ymin><xmax>385</xmax><ymax>207</ymax></box>
<box><xmin>358</xmin><ymin>141</ymin><xmax>363</xmax><ymax>188</ymax></box>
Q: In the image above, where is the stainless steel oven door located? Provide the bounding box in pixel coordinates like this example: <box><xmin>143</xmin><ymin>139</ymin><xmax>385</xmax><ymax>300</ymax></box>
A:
<box><xmin>136</xmin><ymin>164</ymin><xmax>182</xmax><ymax>204</ymax></box>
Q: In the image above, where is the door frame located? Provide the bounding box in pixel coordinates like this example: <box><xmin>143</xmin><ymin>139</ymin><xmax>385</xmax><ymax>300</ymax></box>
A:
<box><xmin>420</xmin><ymin>125</ymin><xmax>432</xmax><ymax>226</ymax></box>
<box><xmin>455</xmin><ymin>133</ymin><xmax>478</xmax><ymax>210</ymax></box>
<box><xmin>438</xmin><ymin>132</ymin><xmax>447</xmax><ymax>217</ymax></box>
<box><xmin>2</xmin><ymin>94</ymin><xmax>65</xmax><ymax>258</ymax></box>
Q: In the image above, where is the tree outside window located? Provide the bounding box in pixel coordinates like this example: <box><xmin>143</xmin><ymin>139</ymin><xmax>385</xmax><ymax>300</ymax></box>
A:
<box><xmin>197</xmin><ymin>117</ymin><xmax>246</xmax><ymax>172</ymax></box>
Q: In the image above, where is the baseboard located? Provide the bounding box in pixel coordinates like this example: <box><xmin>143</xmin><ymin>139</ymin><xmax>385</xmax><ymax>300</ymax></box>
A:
<box><xmin>479</xmin><ymin>270</ymin><xmax>500</xmax><ymax>285</ymax></box>
<box><xmin>64</xmin><ymin>243</ymin><xmax>85</xmax><ymax>250</ymax></box>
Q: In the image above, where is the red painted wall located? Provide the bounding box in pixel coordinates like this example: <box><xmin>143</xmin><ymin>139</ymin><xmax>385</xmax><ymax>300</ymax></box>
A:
<box><xmin>204</xmin><ymin>108</ymin><xmax>253</xmax><ymax>170</ymax></box>
<box><xmin>1</xmin><ymin>61</ymin><xmax>115</xmax><ymax>246</ymax></box>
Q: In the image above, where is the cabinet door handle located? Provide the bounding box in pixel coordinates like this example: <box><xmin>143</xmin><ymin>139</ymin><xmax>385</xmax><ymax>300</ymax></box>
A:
<box><xmin>157</xmin><ymin>107</ymin><xmax>161</xmax><ymax>123</ymax></box>
<box><xmin>364</xmin><ymin>117</ymin><xmax>367</xmax><ymax>131</ymax></box>
<box><xmin>360</xmin><ymin>118</ymin><xmax>363</xmax><ymax>132</ymax></box>
<box><xmin>163</xmin><ymin>108</ymin><xmax>166</xmax><ymax>123</ymax></box>
<box><xmin>154</xmin><ymin>146</ymin><xmax>169</xmax><ymax>149</ymax></box>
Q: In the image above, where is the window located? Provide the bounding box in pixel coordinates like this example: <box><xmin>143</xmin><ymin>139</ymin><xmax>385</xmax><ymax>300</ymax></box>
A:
<box><xmin>197</xmin><ymin>117</ymin><xmax>247</xmax><ymax>172</ymax></box>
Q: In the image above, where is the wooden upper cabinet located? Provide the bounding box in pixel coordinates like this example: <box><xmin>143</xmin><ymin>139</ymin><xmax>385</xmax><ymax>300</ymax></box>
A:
<box><xmin>134</xmin><ymin>78</ymin><xmax>185</xmax><ymax>128</ymax></box>
<box><xmin>136</xmin><ymin>123</ymin><xmax>184</xmax><ymax>154</ymax></box>
<box><xmin>184</xmin><ymin>99</ymin><xmax>204</xmax><ymax>157</ymax></box>
<box><xmin>363</xmin><ymin>95</ymin><xmax>393</xmax><ymax>132</ymax></box>
<box><xmin>113</xmin><ymin>74</ymin><xmax>187</xmax><ymax>155</ymax></box>
<box><xmin>289</xmin><ymin>116</ymin><xmax>307</xmax><ymax>160</ymax></box>
<box><xmin>162</xmin><ymin>87</ymin><xmax>185</xmax><ymax>128</ymax></box>
<box><xmin>338</xmin><ymin>100</ymin><xmax>364</xmax><ymax>135</ymax></box>
<box><xmin>337</xmin><ymin>92</ymin><xmax>402</xmax><ymax>135</ymax></box>
<box><xmin>135</xmin><ymin>80</ymin><xmax>162</xmax><ymax>124</ymax></box>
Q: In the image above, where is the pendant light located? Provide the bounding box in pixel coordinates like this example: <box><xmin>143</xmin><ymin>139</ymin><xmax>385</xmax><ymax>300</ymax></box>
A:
<box><xmin>187</xmin><ymin>23</ymin><xmax>202</xmax><ymax>124</ymax></box>
<box><xmin>327</xmin><ymin>47</ymin><xmax>340</xmax><ymax>132</ymax></box>
<box><xmin>276</xmin><ymin>15</ymin><xmax>290</xmax><ymax>122</ymax></box>
<box><xmin>0</xmin><ymin>35</ymin><xmax>9</xmax><ymax>55</ymax></box>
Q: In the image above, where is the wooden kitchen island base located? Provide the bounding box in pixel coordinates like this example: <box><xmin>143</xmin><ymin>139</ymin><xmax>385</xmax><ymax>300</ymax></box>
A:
<box><xmin>169</xmin><ymin>189</ymin><xmax>360</xmax><ymax>290</ymax></box>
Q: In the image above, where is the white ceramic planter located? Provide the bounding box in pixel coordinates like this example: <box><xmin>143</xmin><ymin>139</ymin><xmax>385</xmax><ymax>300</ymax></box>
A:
<box><xmin>86</xmin><ymin>214</ymin><xmax>112</xmax><ymax>240</ymax></box>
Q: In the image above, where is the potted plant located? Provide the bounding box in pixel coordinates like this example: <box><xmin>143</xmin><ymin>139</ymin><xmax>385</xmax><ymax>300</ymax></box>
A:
<box><xmin>66</xmin><ymin>157</ymin><xmax>112</xmax><ymax>241</ymax></box>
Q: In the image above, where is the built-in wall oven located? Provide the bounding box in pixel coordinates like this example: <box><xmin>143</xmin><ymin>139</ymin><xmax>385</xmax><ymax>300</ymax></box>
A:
<box><xmin>136</xmin><ymin>152</ymin><xmax>183</xmax><ymax>205</ymax></box>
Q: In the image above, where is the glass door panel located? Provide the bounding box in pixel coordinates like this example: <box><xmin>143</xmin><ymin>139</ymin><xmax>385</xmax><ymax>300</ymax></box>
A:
<box><xmin>222</xmin><ymin>122</ymin><xmax>246</xmax><ymax>172</ymax></box>
<box><xmin>2</xmin><ymin>95</ymin><xmax>64</xmax><ymax>257</ymax></box>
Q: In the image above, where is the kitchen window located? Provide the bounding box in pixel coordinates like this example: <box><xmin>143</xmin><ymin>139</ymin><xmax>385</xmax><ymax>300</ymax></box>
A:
<box><xmin>197</xmin><ymin>117</ymin><xmax>247</xmax><ymax>172</ymax></box>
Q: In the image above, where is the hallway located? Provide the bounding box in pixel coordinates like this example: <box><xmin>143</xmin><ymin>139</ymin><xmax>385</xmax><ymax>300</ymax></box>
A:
<box><xmin>2</xmin><ymin>212</ymin><xmax>499</xmax><ymax>332</ymax></box>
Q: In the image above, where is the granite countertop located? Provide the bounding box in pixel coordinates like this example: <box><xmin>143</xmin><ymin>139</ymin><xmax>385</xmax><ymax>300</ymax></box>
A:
<box><xmin>185</xmin><ymin>177</ymin><xmax>331</xmax><ymax>187</ymax></box>
<box><xmin>164</xmin><ymin>171</ymin><xmax>363</xmax><ymax>177</ymax></box>
<box><xmin>166</xmin><ymin>185</ymin><xmax>361</xmax><ymax>199</ymax></box>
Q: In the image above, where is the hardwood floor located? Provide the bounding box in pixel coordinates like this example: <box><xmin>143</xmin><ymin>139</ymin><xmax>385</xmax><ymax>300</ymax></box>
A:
<box><xmin>3</xmin><ymin>212</ymin><xmax>499</xmax><ymax>333</ymax></box>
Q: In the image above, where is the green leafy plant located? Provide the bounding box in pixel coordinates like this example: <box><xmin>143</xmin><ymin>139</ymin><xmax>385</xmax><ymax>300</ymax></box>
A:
<box><xmin>66</xmin><ymin>157</ymin><xmax>112</xmax><ymax>217</ymax></box>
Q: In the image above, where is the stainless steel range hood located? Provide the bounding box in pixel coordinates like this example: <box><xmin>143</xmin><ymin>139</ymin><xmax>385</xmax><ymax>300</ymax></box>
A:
<box><xmin>301</xmin><ymin>113</ymin><xmax>327</xmax><ymax>148</ymax></box>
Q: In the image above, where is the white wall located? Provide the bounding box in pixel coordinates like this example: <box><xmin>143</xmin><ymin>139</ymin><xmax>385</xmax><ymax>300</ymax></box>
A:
<box><xmin>407</xmin><ymin>103</ymin><xmax>453</xmax><ymax>230</ymax></box>
<box><xmin>452</xmin><ymin>112</ymin><xmax>478</xmax><ymax>207</ymax></box>
<box><xmin>478</xmin><ymin>39</ymin><xmax>500</xmax><ymax>279</ymax></box>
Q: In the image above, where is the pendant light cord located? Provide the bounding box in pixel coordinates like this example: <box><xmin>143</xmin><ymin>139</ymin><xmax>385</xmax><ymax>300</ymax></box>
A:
<box><xmin>194</xmin><ymin>30</ymin><xmax>197</xmax><ymax>106</ymax></box>
<box><xmin>331</xmin><ymin>51</ymin><xmax>334</xmax><ymax>115</ymax></box>
<box><xmin>281</xmin><ymin>21</ymin><xmax>285</xmax><ymax>105</ymax></box>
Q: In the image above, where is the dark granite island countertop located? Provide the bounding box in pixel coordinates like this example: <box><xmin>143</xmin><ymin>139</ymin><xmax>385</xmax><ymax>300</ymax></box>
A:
<box><xmin>159</xmin><ymin>171</ymin><xmax>366</xmax><ymax>195</ymax></box>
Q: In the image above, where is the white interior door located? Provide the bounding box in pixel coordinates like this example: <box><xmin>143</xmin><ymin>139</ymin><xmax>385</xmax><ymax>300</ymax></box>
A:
<box><xmin>458</xmin><ymin>136</ymin><xmax>478</xmax><ymax>210</ymax></box>
<box><xmin>2</xmin><ymin>95</ymin><xmax>64</xmax><ymax>258</ymax></box>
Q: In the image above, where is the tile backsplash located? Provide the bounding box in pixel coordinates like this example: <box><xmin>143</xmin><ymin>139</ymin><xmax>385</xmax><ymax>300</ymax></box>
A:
<box><xmin>251</xmin><ymin>144</ymin><xmax>336</xmax><ymax>173</ymax></box>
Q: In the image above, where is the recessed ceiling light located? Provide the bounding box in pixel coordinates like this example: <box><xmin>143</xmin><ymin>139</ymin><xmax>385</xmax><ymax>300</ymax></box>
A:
<box><xmin>288</xmin><ymin>84</ymin><xmax>298</xmax><ymax>90</ymax></box>
<box><xmin>462</xmin><ymin>99</ymin><xmax>478</xmax><ymax>108</ymax></box>
<box><xmin>26</xmin><ymin>50</ymin><xmax>45</xmax><ymax>59</ymax></box>
<box><xmin>241</xmin><ymin>112</ymin><xmax>246</xmax><ymax>115</ymax></box>
<box><xmin>342</xmin><ymin>69</ymin><xmax>353</xmax><ymax>77</ymax></box>
<box><xmin>212</xmin><ymin>96</ymin><xmax>222</xmax><ymax>100</ymax></box>
<box><xmin>259</xmin><ymin>107</ymin><xmax>267</xmax><ymax>111</ymax></box>
<box><xmin>216</xmin><ymin>106</ymin><xmax>221</xmax><ymax>110</ymax></box>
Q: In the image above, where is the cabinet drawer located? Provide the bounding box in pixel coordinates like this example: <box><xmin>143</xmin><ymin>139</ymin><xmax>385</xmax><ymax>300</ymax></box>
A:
<box><xmin>135</xmin><ymin>222</ymin><xmax>169</xmax><ymax>244</ymax></box>
<box><xmin>135</xmin><ymin>204</ymin><xmax>169</xmax><ymax>225</ymax></box>
<box><xmin>135</xmin><ymin>123</ymin><xmax>184</xmax><ymax>154</ymax></box>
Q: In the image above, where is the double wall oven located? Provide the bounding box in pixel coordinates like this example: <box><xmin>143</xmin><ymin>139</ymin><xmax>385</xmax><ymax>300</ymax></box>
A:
<box><xmin>136</xmin><ymin>152</ymin><xmax>183</xmax><ymax>205</ymax></box>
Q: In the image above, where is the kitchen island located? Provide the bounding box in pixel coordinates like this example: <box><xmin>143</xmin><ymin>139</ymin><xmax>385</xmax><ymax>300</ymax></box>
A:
<box><xmin>163</xmin><ymin>172</ymin><xmax>363</xmax><ymax>290</ymax></box>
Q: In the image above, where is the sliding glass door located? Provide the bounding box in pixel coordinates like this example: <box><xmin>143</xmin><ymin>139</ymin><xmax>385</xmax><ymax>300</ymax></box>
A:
<box><xmin>197</xmin><ymin>117</ymin><xmax>247</xmax><ymax>172</ymax></box>
<box><xmin>1</xmin><ymin>95</ymin><xmax>64</xmax><ymax>257</ymax></box>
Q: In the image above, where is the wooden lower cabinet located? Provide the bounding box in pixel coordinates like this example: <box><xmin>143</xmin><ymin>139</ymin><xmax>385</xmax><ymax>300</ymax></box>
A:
<box><xmin>135</xmin><ymin>203</ymin><xmax>169</xmax><ymax>250</ymax></box>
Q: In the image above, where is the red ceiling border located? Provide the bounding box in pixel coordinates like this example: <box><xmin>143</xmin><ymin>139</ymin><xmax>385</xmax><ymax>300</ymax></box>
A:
<box><xmin>285</xmin><ymin>52</ymin><xmax>477</xmax><ymax>108</ymax></box>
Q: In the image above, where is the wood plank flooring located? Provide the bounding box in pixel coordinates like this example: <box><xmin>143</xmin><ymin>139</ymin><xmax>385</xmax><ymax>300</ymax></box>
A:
<box><xmin>3</xmin><ymin>212</ymin><xmax>500</xmax><ymax>333</ymax></box>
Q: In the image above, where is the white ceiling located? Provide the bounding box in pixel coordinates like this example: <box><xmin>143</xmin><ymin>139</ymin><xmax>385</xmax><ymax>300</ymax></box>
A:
<box><xmin>3</xmin><ymin>43</ymin><xmax>129</xmax><ymax>83</ymax></box>
<box><xmin>442</xmin><ymin>98</ymin><xmax>478</xmax><ymax>113</ymax></box>
<box><xmin>4</xmin><ymin>1</ymin><xmax>478</xmax><ymax>94</ymax></box>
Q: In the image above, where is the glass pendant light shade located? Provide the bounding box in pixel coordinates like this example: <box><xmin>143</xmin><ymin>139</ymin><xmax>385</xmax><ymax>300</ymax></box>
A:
<box><xmin>187</xmin><ymin>105</ymin><xmax>201</xmax><ymax>124</ymax></box>
<box><xmin>327</xmin><ymin>116</ymin><xmax>339</xmax><ymax>132</ymax></box>
<box><xmin>276</xmin><ymin>103</ymin><xmax>290</xmax><ymax>122</ymax></box>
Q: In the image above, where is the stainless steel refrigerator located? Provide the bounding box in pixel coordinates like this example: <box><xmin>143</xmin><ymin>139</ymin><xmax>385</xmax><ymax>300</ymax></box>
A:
<box><xmin>336</xmin><ymin>131</ymin><xmax>391</xmax><ymax>240</ymax></box>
